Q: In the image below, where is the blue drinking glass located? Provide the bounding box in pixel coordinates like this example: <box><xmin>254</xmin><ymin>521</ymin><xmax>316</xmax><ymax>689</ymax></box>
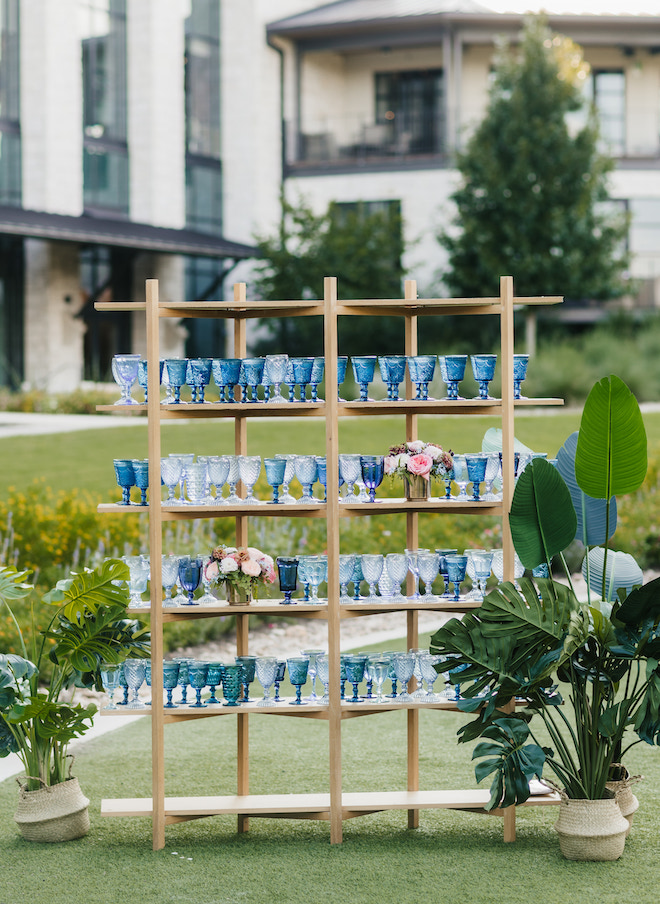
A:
<box><xmin>284</xmin><ymin>359</ymin><xmax>297</xmax><ymax>402</ymax></box>
<box><xmin>337</xmin><ymin>356</ymin><xmax>348</xmax><ymax>401</ymax></box>
<box><xmin>186</xmin><ymin>357</ymin><xmax>213</xmax><ymax>403</ymax></box>
<box><xmin>162</xmin><ymin>661</ymin><xmax>180</xmax><ymax>708</ymax></box>
<box><xmin>178</xmin><ymin>556</ymin><xmax>203</xmax><ymax>605</ymax></box>
<box><xmin>407</xmin><ymin>355</ymin><xmax>436</xmax><ymax>400</ymax></box>
<box><xmin>164</xmin><ymin>358</ymin><xmax>188</xmax><ymax>404</ymax></box>
<box><xmin>465</xmin><ymin>453</ymin><xmax>488</xmax><ymax>501</ymax></box>
<box><xmin>339</xmin><ymin>553</ymin><xmax>357</xmax><ymax>602</ymax></box>
<box><xmin>131</xmin><ymin>458</ymin><xmax>150</xmax><ymax>506</ymax></box>
<box><xmin>470</xmin><ymin>354</ymin><xmax>497</xmax><ymax>400</ymax></box>
<box><xmin>351</xmin><ymin>356</ymin><xmax>377</xmax><ymax>402</ymax></box>
<box><xmin>221</xmin><ymin>664</ymin><xmax>242</xmax><ymax>706</ymax></box>
<box><xmin>286</xmin><ymin>656</ymin><xmax>310</xmax><ymax>705</ymax></box>
<box><xmin>239</xmin><ymin>357</ymin><xmax>265</xmax><ymax>402</ymax></box>
<box><xmin>351</xmin><ymin>557</ymin><xmax>364</xmax><ymax>601</ymax></box>
<box><xmin>264</xmin><ymin>354</ymin><xmax>288</xmax><ymax>404</ymax></box>
<box><xmin>513</xmin><ymin>354</ymin><xmax>529</xmax><ymax>399</ymax></box>
<box><xmin>113</xmin><ymin>458</ymin><xmax>135</xmax><ymax>505</ymax></box>
<box><xmin>204</xmin><ymin>662</ymin><xmax>224</xmax><ymax>705</ymax></box>
<box><xmin>294</xmin><ymin>455</ymin><xmax>318</xmax><ymax>505</ymax></box>
<box><xmin>188</xmin><ymin>661</ymin><xmax>209</xmax><ymax>708</ymax></box>
<box><xmin>344</xmin><ymin>655</ymin><xmax>367</xmax><ymax>703</ymax></box>
<box><xmin>315</xmin><ymin>456</ymin><xmax>327</xmax><ymax>502</ymax></box>
<box><xmin>235</xmin><ymin>655</ymin><xmax>257</xmax><ymax>702</ymax></box>
<box><xmin>297</xmin><ymin>555</ymin><xmax>314</xmax><ymax>601</ymax></box>
<box><xmin>292</xmin><ymin>357</ymin><xmax>314</xmax><ymax>402</ymax></box>
<box><xmin>212</xmin><ymin>358</ymin><xmax>242</xmax><ymax>402</ymax></box>
<box><xmin>378</xmin><ymin>355</ymin><xmax>407</xmax><ymax>401</ymax></box>
<box><xmin>273</xmin><ymin>660</ymin><xmax>287</xmax><ymax>702</ymax></box>
<box><xmin>264</xmin><ymin>457</ymin><xmax>287</xmax><ymax>504</ymax></box>
<box><xmin>360</xmin><ymin>455</ymin><xmax>385</xmax><ymax>503</ymax></box>
<box><xmin>276</xmin><ymin>556</ymin><xmax>299</xmax><ymax>604</ymax></box>
<box><xmin>438</xmin><ymin>354</ymin><xmax>467</xmax><ymax>400</ymax></box>
<box><xmin>137</xmin><ymin>358</ymin><xmax>164</xmax><ymax>404</ymax></box>
<box><xmin>445</xmin><ymin>554</ymin><xmax>468</xmax><ymax>601</ymax></box>
<box><xmin>310</xmin><ymin>357</ymin><xmax>324</xmax><ymax>402</ymax></box>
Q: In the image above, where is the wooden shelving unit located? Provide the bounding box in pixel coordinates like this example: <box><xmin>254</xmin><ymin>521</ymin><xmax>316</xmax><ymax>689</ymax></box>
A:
<box><xmin>97</xmin><ymin>275</ymin><xmax>562</xmax><ymax>850</ymax></box>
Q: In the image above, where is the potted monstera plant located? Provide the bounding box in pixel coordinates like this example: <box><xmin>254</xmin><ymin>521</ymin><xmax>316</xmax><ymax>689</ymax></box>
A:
<box><xmin>0</xmin><ymin>559</ymin><xmax>150</xmax><ymax>841</ymax></box>
<box><xmin>430</xmin><ymin>375</ymin><xmax>660</xmax><ymax>860</ymax></box>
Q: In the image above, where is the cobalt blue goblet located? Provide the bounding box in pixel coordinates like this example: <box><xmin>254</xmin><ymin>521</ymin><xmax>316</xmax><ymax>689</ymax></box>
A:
<box><xmin>113</xmin><ymin>458</ymin><xmax>135</xmax><ymax>505</ymax></box>
<box><xmin>465</xmin><ymin>453</ymin><xmax>488</xmax><ymax>501</ymax></box>
<box><xmin>292</xmin><ymin>357</ymin><xmax>314</xmax><ymax>402</ymax></box>
<box><xmin>407</xmin><ymin>355</ymin><xmax>436</xmax><ymax>400</ymax></box>
<box><xmin>310</xmin><ymin>357</ymin><xmax>324</xmax><ymax>402</ymax></box>
<box><xmin>212</xmin><ymin>358</ymin><xmax>242</xmax><ymax>402</ymax></box>
<box><xmin>378</xmin><ymin>355</ymin><xmax>407</xmax><ymax>401</ymax></box>
<box><xmin>137</xmin><ymin>358</ymin><xmax>164</xmax><ymax>404</ymax></box>
<box><xmin>359</xmin><ymin>455</ymin><xmax>385</xmax><ymax>503</ymax></box>
<box><xmin>164</xmin><ymin>358</ymin><xmax>188</xmax><ymax>404</ymax></box>
<box><xmin>186</xmin><ymin>357</ymin><xmax>212</xmax><ymax>403</ymax></box>
<box><xmin>131</xmin><ymin>458</ymin><xmax>150</xmax><ymax>505</ymax></box>
<box><xmin>438</xmin><ymin>354</ymin><xmax>467</xmax><ymax>400</ymax></box>
<box><xmin>513</xmin><ymin>354</ymin><xmax>529</xmax><ymax>399</ymax></box>
<box><xmin>351</xmin><ymin>356</ymin><xmax>377</xmax><ymax>402</ymax></box>
<box><xmin>470</xmin><ymin>354</ymin><xmax>497</xmax><ymax>400</ymax></box>
<box><xmin>239</xmin><ymin>357</ymin><xmax>265</xmax><ymax>403</ymax></box>
<box><xmin>276</xmin><ymin>556</ymin><xmax>299</xmax><ymax>605</ymax></box>
<box><xmin>178</xmin><ymin>556</ymin><xmax>203</xmax><ymax>605</ymax></box>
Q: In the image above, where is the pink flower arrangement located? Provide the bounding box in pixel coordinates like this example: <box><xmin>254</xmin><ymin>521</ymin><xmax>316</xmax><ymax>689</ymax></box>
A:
<box><xmin>384</xmin><ymin>441</ymin><xmax>453</xmax><ymax>483</ymax></box>
<box><xmin>205</xmin><ymin>545</ymin><xmax>276</xmax><ymax>596</ymax></box>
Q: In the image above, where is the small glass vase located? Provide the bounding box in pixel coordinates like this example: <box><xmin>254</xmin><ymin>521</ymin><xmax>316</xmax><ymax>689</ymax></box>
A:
<box><xmin>404</xmin><ymin>473</ymin><xmax>429</xmax><ymax>500</ymax></box>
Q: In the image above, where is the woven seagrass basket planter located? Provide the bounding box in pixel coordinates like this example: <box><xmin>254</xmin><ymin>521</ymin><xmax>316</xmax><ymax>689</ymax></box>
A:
<box><xmin>554</xmin><ymin>795</ymin><xmax>629</xmax><ymax>861</ymax></box>
<box><xmin>14</xmin><ymin>777</ymin><xmax>90</xmax><ymax>842</ymax></box>
<box><xmin>605</xmin><ymin>770</ymin><xmax>641</xmax><ymax>836</ymax></box>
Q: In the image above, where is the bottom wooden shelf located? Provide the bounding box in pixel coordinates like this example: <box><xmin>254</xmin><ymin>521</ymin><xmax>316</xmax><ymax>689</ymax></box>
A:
<box><xmin>101</xmin><ymin>788</ymin><xmax>560</xmax><ymax>822</ymax></box>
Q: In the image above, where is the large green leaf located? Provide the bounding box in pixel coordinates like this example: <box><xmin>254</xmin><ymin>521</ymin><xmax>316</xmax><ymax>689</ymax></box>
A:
<box><xmin>615</xmin><ymin>576</ymin><xmax>660</xmax><ymax>628</ymax></box>
<box><xmin>472</xmin><ymin>717</ymin><xmax>546</xmax><ymax>810</ymax></box>
<box><xmin>43</xmin><ymin>559</ymin><xmax>130</xmax><ymax>621</ymax></box>
<box><xmin>509</xmin><ymin>458</ymin><xmax>577</xmax><ymax>569</ymax></box>
<box><xmin>0</xmin><ymin>566</ymin><xmax>33</xmax><ymax>602</ymax></box>
<box><xmin>575</xmin><ymin>375</ymin><xmax>647</xmax><ymax>499</ymax></box>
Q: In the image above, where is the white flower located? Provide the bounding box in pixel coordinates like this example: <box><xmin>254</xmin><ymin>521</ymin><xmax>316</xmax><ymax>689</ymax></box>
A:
<box><xmin>425</xmin><ymin>444</ymin><xmax>444</xmax><ymax>460</ymax></box>
<box><xmin>407</xmin><ymin>440</ymin><xmax>425</xmax><ymax>454</ymax></box>
<box><xmin>220</xmin><ymin>557</ymin><xmax>239</xmax><ymax>574</ymax></box>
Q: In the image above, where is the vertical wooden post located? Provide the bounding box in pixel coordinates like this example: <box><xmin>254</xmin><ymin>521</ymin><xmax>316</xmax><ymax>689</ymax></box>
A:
<box><xmin>145</xmin><ymin>278</ymin><xmax>165</xmax><ymax>851</ymax></box>
<box><xmin>324</xmin><ymin>276</ymin><xmax>343</xmax><ymax>843</ymax></box>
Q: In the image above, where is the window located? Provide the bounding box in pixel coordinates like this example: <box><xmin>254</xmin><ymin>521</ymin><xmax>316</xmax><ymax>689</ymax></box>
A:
<box><xmin>589</xmin><ymin>70</ymin><xmax>626</xmax><ymax>156</ymax></box>
<box><xmin>375</xmin><ymin>69</ymin><xmax>444</xmax><ymax>155</ymax></box>
<box><xmin>79</xmin><ymin>0</ymin><xmax>129</xmax><ymax>215</ymax></box>
<box><xmin>0</xmin><ymin>0</ymin><xmax>21</xmax><ymax>205</ymax></box>
<box><xmin>629</xmin><ymin>199</ymin><xmax>660</xmax><ymax>255</ymax></box>
<box><xmin>0</xmin><ymin>236</ymin><xmax>23</xmax><ymax>388</ymax></box>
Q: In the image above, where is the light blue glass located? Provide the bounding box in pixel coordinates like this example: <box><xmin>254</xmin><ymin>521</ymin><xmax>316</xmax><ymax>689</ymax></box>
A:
<box><xmin>407</xmin><ymin>355</ymin><xmax>436</xmax><ymax>400</ymax></box>
<box><xmin>206</xmin><ymin>662</ymin><xmax>224</xmax><ymax>704</ymax></box>
<box><xmin>297</xmin><ymin>555</ymin><xmax>315</xmax><ymax>601</ymax></box>
<box><xmin>239</xmin><ymin>357</ymin><xmax>265</xmax><ymax>402</ymax></box>
<box><xmin>164</xmin><ymin>358</ymin><xmax>188</xmax><ymax>404</ymax></box>
<box><xmin>385</xmin><ymin>553</ymin><xmax>409</xmax><ymax>601</ymax></box>
<box><xmin>255</xmin><ymin>657</ymin><xmax>278</xmax><ymax>706</ymax></box>
<box><xmin>221</xmin><ymin>664</ymin><xmax>242</xmax><ymax>706</ymax></box>
<box><xmin>316</xmin><ymin>654</ymin><xmax>330</xmax><ymax>704</ymax></box>
<box><xmin>235</xmin><ymin>655</ymin><xmax>257</xmax><ymax>703</ymax></box>
<box><xmin>436</xmin><ymin>548</ymin><xmax>457</xmax><ymax>598</ymax></box>
<box><xmin>212</xmin><ymin>358</ymin><xmax>241</xmax><ymax>402</ymax></box>
<box><xmin>337</xmin><ymin>356</ymin><xmax>348</xmax><ymax>400</ymax></box>
<box><xmin>393</xmin><ymin>652</ymin><xmax>415</xmax><ymax>703</ymax></box>
<box><xmin>225</xmin><ymin>455</ymin><xmax>241</xmax><ymax>505</ymax></box>
<box><xmin>438</xmin><ymin>354</ymin><xmax>467</xmax><ymax>400</ymax></box>
<box><xmin>371</xmin><ymin>659</ymin><xmax>390</xmax><ymax>703</ymax></box>
<box><xmin>338</xmin><ymin>454</ymin><xmax>361</xmax><ymax>502</ymax></box>
<box><xmin>315</xmin><ymin>456</ymin><xmax>327</xmax><ymax>501</ymax></box>
<box><xmin>160</xmin><ymin>456</ymin><xmax>182</xmax><ymax>506</ymax></box>
<box><xmin>112</xmin><ymin>353</ymin><xmax>141</xmax><ymax>405</ymax></box>
<box><xmin>264</xmin><ymin>457</ymin><xmax>287</xmax><ymax>504</ymax></box>
<box><xmin>274</xmin><ymin>453</ymin><xmax>296</xmax><ymax>503</ymax></box>
<box><xmin>471</xmin><ymin>550</ymin><xmax>494</xmax><ymax>601</ymax></box>
<box><xmin>284</xmin><ymin>359</ymin><xmax>297</xmax><ymax>402</ymax></box>
<box><xmin>113</xmin><ymin>458</ymin><xmax>135</xmax><ymax>505</ymax></box>
<box><xmin>188</xmin><ymin>661</ymin><xmax>209</xmax><ymax>708</ymax></box>
<box><xmin>445</xmin><ymin>554</ymin><xmax>468</xmax><ymax>601</ymax></box>
<box><xmin>452</xmin><ymin>454</ymin><xmax>470</xmax><ymax>501</ymax></box>
<box><xmin>360</xmin><ymin>554</ymin><xmax>384</xmax><ymax>602</ymax></box>
<box><xmin>351</xmin><ymin>557</ymin><xmax>364</xmax><ymax>601</ymax></box>
<box><xmin>276</xmin><ymin>556</ymin><xmax>299</xmax><ymax>604</ymax></box>
<box><xmin>101</xmin><ymin>663</ymin><xmax>121</xmax><ymax>710</ymax></box>
<box><xmin>294</xmin><ymin>455</ymin><xmax>318</xmax><ymax>505</ymax></box>
<box><xmin>470</xmin><ymin>354</ymin><xmax>497</xmax><ymax>400</ymax></box>
<box><xmin>237</xmin><ymin>455</ymin><xmax>262</xmax><ymax>505</ymax></box>
<box><xmin>513</xmin><ymin>354</ymin><xmax>529</xmax><ymax>399</ymax></box>
<box><xmin>360</xmin><ymin>455</ymin><xmax>384</xmax><ymax>503</ymax></box>
<box><xmin>287</xmin><ymin>656</ymin><xmax>310</xmax><ymax>705</ymax></box>
<box><xmin>339</xmin><ymin>553</ymin><xmax>357</xmax><ymax>602</ymax></box>
<box><xmin>307</xmin><ymin>557</ymin><xmax>327</xmax><ymax>602</ymax></box>
<box><xmin>344</xmin><ymin>655</ymin><xmax>367</xmax><ymax>703</ymax></box>
<box><xmin>162</xmin><ymin>661</ymin><xmax>181</xmax><ymax>708</ymax></box>
<box><xmin>186</xmin><ymin>357</ymin><xmax>213</xmax><ymax>403</ymax></box>
<box><xmin>301</xmin><ymin>648</ymin><xmax>325</xmax><ymax>702</ymax></box>
<box><xmin>310</xmin><ymin>357</ymin><xmax>324</xmax><ymax>402</ymax></box>
<box><xmin>465</xmin><ymin>453</ymin><xmax>488</xmax><ymax>501</ymax></box>
<box><xmin>123</xmin><ymin>554</ymin><xmax>149</xmax><ymax>607</ymax></box>
<box><xmin>291</xmin><ymin>357</ymin><xmax>314</xmax><ymax>401</ymax></box>
<box><xmin>137</xmin><ymin>358</ymin><xmax>164</xmax><ymax>404</ymax></box>
<box><xmin>207</xmin><ymin>455</ymin><xmax>230</xmax><ymax>504</ymax></box>
<box><xmin>351</xmin><ymin>355</ymin><xmax>377</xmax><ymax>402</ymax></box>
<box><xmin>418</xmin><ymin>552</ymin><xmax>440</xmax><ymax>600</ymax></box>
<box><xmin>123</xmin><ymin>658</ymin><xmax>146</xmax><ymax>709</ymax></box>
<box><xmin>378</xmin><ymin>355</ymin><xmax>407</xmax><ymax>401</ymax></box>
<box><xmin>273</xmin><ymin>660</ymin><xmax>287</xmax><ymax>702</ymax></box>
<box><xmin>405</xmin><ymin>548</ymin><xmax>429</xmax><ymax>600</ymax></box>
<box><xmin>131</xmin><ymin>458</ymin><xmax>149</xmax><ymax>506</ymax></box>
<box><xmin>264</xmin><ymin>354</ymin><xmax>288</xmax><ymax>404</ymax></box>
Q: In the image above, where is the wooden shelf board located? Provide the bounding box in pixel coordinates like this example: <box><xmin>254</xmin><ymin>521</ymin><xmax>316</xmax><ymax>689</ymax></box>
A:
<box><xmin>94</xmin><ymin>301</ymin><xmax>325</xmax><ymax>318</ymax></box>
<box><xmin>101</xmin><ymin>788</ymin><xmax>560</xmax><ymax>819</ymax></box>
<box><xmin>339</xmin><ymin>499</ymin><xmax>502</xmax><ymax>515</ymax></box>
<box><xmin>340</xmin><ymin>599</ymin><xmax>482</xmax><ymax>616</ymax></box>
<box><xmin>96</xmin><ymin>502</ymin><xmax>327</xmax><ymax>518</ymax></box>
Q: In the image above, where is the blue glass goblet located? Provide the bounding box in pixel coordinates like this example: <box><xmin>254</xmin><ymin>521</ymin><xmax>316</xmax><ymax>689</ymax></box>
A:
<box><xmin>239</xmin><ymin>357</ymin><xmax>265</xmax><ymax>402</ymax></box>
<box><xmin>178</xmin><ymin>556</ymin><xmax>203</xmax><ymax>605</ymax></box>
<box><xmin>385</xmin><ymin>553</ymin><xmax>409</xmax><ymax>602</ymax></box>
<box><xmin>255</xmin><ymin>657</ymin><xmax>278</xmax><ymax>706</ymax></box>
<box><xmin>378</xmin><ymin>355</ymin><xmax>407</xmax><ymax>401</ymax></box>
<box><xmin>274</xmin><ymin>454</ymin><xmax>296</xmax><ymax>503</ymax></box>
<box><xmin>237</xmin><ymin>454</ymin><xmax>262</xmax><ymax>505</ymax></box>
<box><xmin>212</xmin><ymin>357</ymin><xmax>242</xmax><ymax>402</ymax></box>
<box><xmin>294</xmin><ymin>455</ymin><xmax>318</xmax><ymax>504</ymax></box>
<box><xmin>137</xmin><ymin>358</ymin><xmax>164</xmax><ymax>404</ymax></box>
<box><xmin>276</xmin><ymin>556</ymin><xmax>299</xmax><ymax>604</ymax></box>
<box><xmin>297</xmin><ymin>555</ymin><xmax>314</xmax><ymax>601</ymax></box>
<box><xmin>164</xmin><ymin>358</ymin><xmax>188</xmax><ymax>404</ymax></box>
<box><xmin>438</xmin><ymin>354</ymin><xmax>467</xmax><ymax>400</ymax></box>
<box><xmin>188</xmin><ymin>661</ymin><xmax>209</xmax><ymax>708</ymax></box>
<box><xmin>465</xmin><ymin>453</ymin><xmax>488</xmax><ymax>501</ymax></box>
<box><xmin>123</xmin><ymin>658</ymin><xmax>147</xmax><ymax>710</ymax></box>
<box><xmin>236</xmin><ymin>655</ymin><xmax>257</xmax><ymax>703</ymax></box>
<box><xmin>344</xmin><ymin>655</ymin><xmax>367</xmax><ymax>703</ymax></box>
<box><xmin>393</xmin><ymin>652</ymin><xmax>415</xmax><ymax>703</ymax></box>
<box><xmin>284</xmin><ymin>359</ymin><xmax>297</xmax><ymax>402</ymax></box>
<box><xmin>101</xmin><ymin>663</ymin><xmax>121</xmax><ymax>710</ymax></box>
<box><xmin>131</xmin><ymin>458</ymin><xmax>150</xmax><ymax>506</ymax></box>
<box><xmin>351</xmin><ymin>356</ymin><xmax>377</xmax><ymax>402</ymax></box>
<box><xmin>405</xmin><ymin>548</ymin><xmax>429</xmax><ymax>600</ymax></box>
<box><xmin>351</xmin><ymin>557</ymin><xmax>364</xmax><ymax>601</ymax></box>
<box><xmin>470</xmin><ymin>354</ymin><xmax>497</xmax><ymax>400</ymax></box>
<box><xmin>205</xmin><ymin>662</ymin><xmax>224</xmax><ymax>704</ymax></box>
<box><xmin>287</xmin><ymin>656</ymin><xmax>310</xmax><ymax>705</ymax></box>
<box><xmin>264</xmin><ymin>457</ymin><xmax>287</xmax><ymax>504</ymax></box>
<box><xmin>264</xmin><ymin>354</ymin><xmax>288</xmax><ymax>404</ymax></box>
<box><xmin>361</xmin><ymin>554</ymin><xmax>384</xmax><ymax>603</ymax></box>
<box><xmin>186</xmin><ymin>357</ymin><xmax>212</xmax><ymax>403</ymax></box>
<box><xmin>207</xmin><ymin>455</ymin><xmax>230</xmax><ymax>504</ymax></box>
<box><xmin>315</xmin><ymin>456</ymin><xmax>327</xmax><ymax>501</ymax></box>
<box><xmin>445</xmin><ymin>554</ymin><xmax>468</xmax><ymax>601</ymax></box>
<box><xmin>307</xmin><ymin>557</ymin><xmax>327</xmax><ymax>603</ymax></box>
<box><xmin>436</xmin><ymin>547</ymin><xmax>457</xmax><ymax>598</ymax></box>
<box><xmin>112</xmin><ymin>353</ymin><xmax>141</xmax><ymax>405</ymax></box>
<box><xmin>310</xmin><ymin>357</ymin><xmax>324</xmax><ymax>402</ymax></box>
<box><xmin>221</xmin><ymin>664</ymin><xmax>242</xmax><ymax>706</ymax></box>
<box><xmin>339</xmin><ymin>454</ymin><xmax>361</xmax><ymax>503</ymax></box>
<box><xmin>337</xmin><ymin>356</ymin><xmax>348</xmax><ymax>401</ymax></box>
<box><xmin>407</xmin><ymin>355</ymin><xmax>436</xmax><ymax>400</ymax></box>
<box><xmin>160</xmin><ymin>456</ymin><xmax>183</xmax><ymax>506</ymax></box>
<box><xmin>113</xmin><ymin>459</ymin><xmax>135</xmax><ymax>505</ymax></box>
<box><xmin>292</xmin><ymin>357</ymin><xmax>314</xmax><ymax>402</ymax></box>
<box><xmin>513</xmin><ymin>354</ymin><xmax>529</xmax><ymax>399</ymax></box>
<box><xmin>452</xmin><ymin>455</ymin><xmax>470</xmax><ymax>501</ymax></box>
<box><xmin>339</xmin><ymin>553</ymin><xmax>357</xmax><ymax>602</ymax></box>
<box><xmin>360</xmin><ymin>455</ymin><xmax>385</xmax><ymax>503</ymax></box>
<box><xmin>162</xmin><ymin>661</ymin><xmax>180</xmax><ymax>708</ymax></box>
<box><xmin>301</xmin><ymin>648</ymin><xmax>325</xmax><ymax>702</ymax></box>
<box><xmin>273</xmin><ymin>660</ymin><xmax>286</xmax><ymax>702</ymax></box>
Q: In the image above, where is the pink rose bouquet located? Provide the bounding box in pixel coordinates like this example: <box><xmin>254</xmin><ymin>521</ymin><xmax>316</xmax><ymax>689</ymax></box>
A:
<box><xmin>205</xmin><ymin>544</ymin><xmax>276</xmax><ymax>597</ymax></box>
<box><xmin>384</xmin><ymin>441</ymin><xmax>453</xmax><ymax>483</ymax></box>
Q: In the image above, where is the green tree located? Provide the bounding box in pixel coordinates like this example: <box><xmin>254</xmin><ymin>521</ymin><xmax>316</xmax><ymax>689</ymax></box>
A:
<box><xmin>252</xmin><ymin>197</ymin><xmax>408</xmax><ymax>355</ymax></box>
<box><xmin>439</xmin><ymin>15</ymin><xmax>630</xmax><ymax>308</ymax></box>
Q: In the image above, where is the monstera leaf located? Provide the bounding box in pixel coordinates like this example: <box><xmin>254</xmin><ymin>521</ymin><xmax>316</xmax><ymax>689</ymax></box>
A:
<box><xmin>43</xmin><ymin>559</ymin><xmax>130</xmax><ymax>621</ymax></box>
<box><xmin>576</xmin><ymin>375</ymin><xmax>647</xmax><ymax>500</ymax></box>
<box><xmin>556</xmin><ymin>432</ymin><xmax>617</xmax><ymax>546</ymax></box>
<box><xmin>472</xmin><ymin>717</ymin><xmax>546</xmax><ymax>810</ymax></box>
<box><xmin>509</xmin><ymin>458</ymin><xmax>577</xmax><ymax>570</ymax></box>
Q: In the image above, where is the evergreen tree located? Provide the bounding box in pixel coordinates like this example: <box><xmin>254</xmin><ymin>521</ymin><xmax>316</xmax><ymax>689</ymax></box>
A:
<box><xmin>439</xmin><ymin>15</ymin><xmax>630</xmax><ymax>304</ymax></box>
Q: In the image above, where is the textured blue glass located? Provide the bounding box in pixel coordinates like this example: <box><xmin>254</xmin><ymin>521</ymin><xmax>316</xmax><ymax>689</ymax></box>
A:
<box><xmin>276</xmin><ymin>556</ymin><xmax>299</xmax><ymax>604</ymax></box>
<box><xmin>465</xmin><ymin>454</ymin><xmax>488</xmax><ymax>501</ymax></box>
<box><xmin>221</xmin><ymin>664</ymin><xmax>242</xmax><ymax>706</ymax></box>
<box><xmin>164</xmin><ymin>358</ymin><xmax>188</xmax><ymax>403</ymax></box>
<box><xmin>178</xmin><ymin>556</ymin><xmax>202</xmax><ymax>604</ymax></box>
<box><xmin>513</xmin><ymin>354</ymin><xmax>529</xmax><ymax>399</ymax></box>
<box><xmin>264</xmin><ymin>457</ymin><xmax>287</xmax><ymax>503</ymax></box>
<box><xmin>212</xmin><ymin>358</ymin><xmax>242</xmax><ymax>402</ymax></box>
<box><xmin>470</xmin><ymin>354</ymin><xmax>497</xmax><ymax>399</ymax></box>
<box><xmin>131</xmin><ymin>458</ymin><xmax>150</xmax><ymax>505</ymax></box>
<box><xmin>360</xmin><ymin>455</ymin><xmax>385</xmax><ymax>502</ymax></box>
<box><xmin>113</xmin><ymin>458</ymin><xmax>135</xmax><ymax>505</ymax></box>
<box><xmin>438</xmin><ymin>354</ymin><xmax>467</xmax><ymax>400</ymax></box>
<box><xmin>351</xmin><ymin>356</ymin><xmax>377</xmax><ymax>402</ymax></box>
